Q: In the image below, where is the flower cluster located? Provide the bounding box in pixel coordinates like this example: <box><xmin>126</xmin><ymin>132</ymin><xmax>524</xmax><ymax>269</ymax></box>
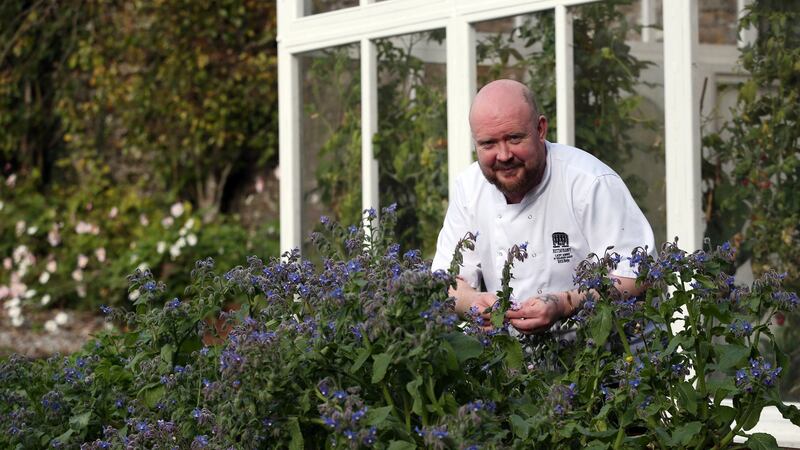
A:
<box><xmin>735</xmin><ymin>358</ymin><xmax>782</xmax><ymax>393</ymax></box>
<box><xmin>317</xmin><ymin>384</ymin><xmax>377</xmax><ymax>448</ymax></box>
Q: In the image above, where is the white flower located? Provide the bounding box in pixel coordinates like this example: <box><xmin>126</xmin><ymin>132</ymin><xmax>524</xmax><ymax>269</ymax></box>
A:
<box><xmin>90</xmin><ymin>223</ymin><xmax>100</xmax><ymax>235</ymax></box>
<box><xmin>162</xmin><ymin>216</ymin><xmax>174</xmax><ymax>228</ymax></box>
<box><xmin>186</xmin><ymin>233</ymin><xmax>198</xmax><ymax>247</ymax></box>
<box><xmin>26</xmin><ymin>226</ymin><xmax>38</xmax><ymax>235</ymax></box>
<box><xmin>40</xmin><ymin>294</ymin><xmax>51</xmax><ymax>306</ymax></box>
<box><xmin>109</xmin><ymin>206</ymin><xmax>119</xmax><ymax>219</ymax></box>
<box><xmin>176</xmin><ymin>237</ymin><xmax>186</xmax><ymax>248</ymax></box>
<box><xmin>136</xmin><ymin>262</ymin><xmax>148</xmax><ymax>272</ymax></box>
<box><xmin>71</xmin><ymin>269</ymin><xmax>83</xmax><ymax>282</ymax></box>
<box><xmin>77</xmin><ymin>254</ymin><xmax>89</xmax><ymax>269</ymax></box>
<box><xmin>273</xmin><ymin>165</ymin><xmax>281</xmax><ymax>180</ymax></box>
<box><xmin>170</xmin><ymin>202</ymin><xmax>185</xmax><ymax>218</ymax></box>
<box><xmin>2</xmin><ymin>258</ymin><xmax>11</xmax><ymax>270</ymax></box>
<box><xmin>76</xmin><ymin>284</ymin><xmax>86</xmax><ymax>298</ymax></box>
<box><xmin>46</xmin><ymin>260</ymin><xmax>57</xmax><ymax>273</ymax></box>
<box><xmin>156</xmin><ymin>241</ymin><xmax>167</xmax><ymax>254</ymax></box>
<box><xmin>47</xmin><ymin>227</ymin><xmax>61</xmax><ymax>246</ymax></box>
<box><xmin>139</xmin><ymin>214</ymin><xmax>150</xmax><ymax>226</ymax></box>
<box><xmin>255</xmin><ymin>176</ymin><xmax>264</xmax><ymax>193</ymax></box>
<box><xmin>179</xmin><ymin>227</ymin><xmax>187</xmax><ymax>237</ymax></box>
<box><xmin>0</xmin><ymin>286</ymin><xmax>8</xmax><ymax>300</ymax></box>
<box><xmin>15</xmin><ymin>220</ymin><xmax>26</xmax><ymax>236</ymax></box>
<box><xmin>184</xmin><ymin>218</ymin><xmax>195</xmax><ymax>230</ymax></box>
<box><xmin>23</xmin><ymin>289</ymin><xmax>36</xmax><ymax>299</ymax></box>
<box><xmin>11</xmin><ymin>316</ymin><xmax>24</xmax><ymax>327</ymax></box>
<box><xmin>0</xmin><ymin>200</ymin><xmax>4</xmax><ymax>211</ymax></box>
<box><xmin>75</xmin><ymin>221</ymin><xmax>92</xmax><ymax>234</ymax></box>
<box><xmin>12</xmin><ymin>245</ymin><xmax>29</xmax><ymax>264</ymax></box>
<box><xmin>39</xmin><ymin>272</ymin><xmax>50</xmax><ymax>284</ymax></box>
<box><xmin>95</xmin><ymin>247</ymin><xmax>106</xmax><ymax>263</ymax></box>
<box><xmin>6</xmin><ymin>174</ymin><xmax>17</xmax><ymax>188</ymax></box>
<box><xmin>44</xmin><ymin>320</ymin><xmax>59</xmax><ymax>333</ymax></box>
<box><xmin>54</xmin><ymin>311</ymin><xmax>69</xmax><ymax>325</ymax></box>
<box><xmin>4</xmin><ymin>298</ymin><xmax>20</xmax><ymax>309</ymax></box>
<box><xmin>129</xmin><ymin>289</ymin><xmax>141</xmax><ymax>301</ymax></box>
<box><xmin>169</xmin><ymin>244</ymin><xmax>181</xmax><ymax>259</ymax></box>
<box><xmin>8</xmin><ymin>305</ymin><xmax>21</xmax><ymax>319</ymax></box>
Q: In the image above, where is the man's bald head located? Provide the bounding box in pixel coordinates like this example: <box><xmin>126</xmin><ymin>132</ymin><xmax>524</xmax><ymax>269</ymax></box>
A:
<box><xmin>469</xmin><ymin>79</ymin><xmax>539</xmax><ymax>128</ymax></box>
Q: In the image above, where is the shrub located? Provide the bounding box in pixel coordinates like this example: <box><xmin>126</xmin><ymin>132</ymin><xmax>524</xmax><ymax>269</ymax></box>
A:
<box><xmin>1</xmin><ymin>209</ymin><xmax>798</xmax><ymax>449</ymax></box>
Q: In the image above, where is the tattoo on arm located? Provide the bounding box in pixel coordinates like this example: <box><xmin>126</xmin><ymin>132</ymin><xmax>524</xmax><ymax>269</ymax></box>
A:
<box><xmin>540</xmin><ymin>294</ymin><xmax>560</xmax><ymax>304</ymax></box>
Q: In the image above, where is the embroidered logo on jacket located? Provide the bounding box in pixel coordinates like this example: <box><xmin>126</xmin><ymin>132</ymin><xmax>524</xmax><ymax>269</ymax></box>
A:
<box><xmin>552</xmin><ymin>232</ymin><xmax>573</xmax><ymax>264</ymax></box>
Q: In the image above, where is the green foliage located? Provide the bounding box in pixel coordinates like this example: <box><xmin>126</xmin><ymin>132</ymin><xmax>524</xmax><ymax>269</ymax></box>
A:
<box><xmin>702</xmin><ymin>1</ymin><xmax>800</xmax><ymax>398</ymax></box>
<box><xmin>0</xmin><ymin>0</ymin><xmax>280</xmax><ymax>314</ymax></box>
<box><xmin>1</xmin><ymin>211</ymin><xmax>797</xmax><ymax>448</ymax></box>
<box><xmin>307</xmin><ymin>32</ymin><xmax>448</xmax><ymax>257</ymax></box>
<box><xmin>478</xmin><ymin>1</ymin><xmax>657</xmax><ymax>200</ymax></box>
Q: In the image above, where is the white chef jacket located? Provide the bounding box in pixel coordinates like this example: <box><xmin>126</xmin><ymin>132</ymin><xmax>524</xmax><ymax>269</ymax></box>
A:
<box><xmin>431</xmin><ymin>141</ymin><xmax>655</xmax><ymax>301</ymax></box>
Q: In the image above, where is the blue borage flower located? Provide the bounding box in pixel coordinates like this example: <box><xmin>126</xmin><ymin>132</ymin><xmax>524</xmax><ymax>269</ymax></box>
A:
<box><xmin>735</xmin><ymin>357</ymin><xmax>782</xmax><ymax>393</ymax></box>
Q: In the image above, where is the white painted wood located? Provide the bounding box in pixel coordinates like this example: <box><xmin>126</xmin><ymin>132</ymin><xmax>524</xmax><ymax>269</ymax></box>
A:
<box><xmin>641</xmin><ymin>0</ymin><xmax>655</xmax><ymax>43</ymax></box>
<box><xmin>555</xmin><ymin>5</ymin><xmax>575</xmax><ymax>146</ymax></box>
<box><xmin>663</xmin><ymin>0</ymin><xmax>702</xmax><ymax>251</ymax></box>
<box><xmin>361</xmin><ymin>38</ymin><xmax>380</xmax><ymax>218</ymax></box>
<box><xmin>277</xmin><ymin>48</ymin><xmax>302</xmax><ymax>254</ymax></box>
<box><xmin>737</xmin><ymin>0</ymin><xmax>757</xmax><ymax>49</ymax></box>
<box><xmin>281</xmin><ymin>0</ymin><xmax>598</xmax><ymax>54</ymax></box>
<box><xmin>446</xmin><ymin>17</ymin><xmax>476</xmax><ymax>196</ymax></box>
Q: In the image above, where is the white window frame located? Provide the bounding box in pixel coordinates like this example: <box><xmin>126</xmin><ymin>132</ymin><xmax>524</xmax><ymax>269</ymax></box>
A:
<box><xmin>277</xmin><ymin>0</ymin><xmax>799</xmax><ymax>443</ymax></box>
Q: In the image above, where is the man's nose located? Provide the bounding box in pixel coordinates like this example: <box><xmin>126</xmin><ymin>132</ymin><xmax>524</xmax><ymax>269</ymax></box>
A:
<box><xmin>496</xmin><ymin>142</ymin><xmax>512</xmax><ymax>161</ymax></box>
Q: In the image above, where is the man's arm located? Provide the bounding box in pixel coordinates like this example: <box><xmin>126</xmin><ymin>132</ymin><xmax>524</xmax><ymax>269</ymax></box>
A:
<box><xmin>451</xmin><ymin>277</ymin><xmax>497</xmax><ymax>321</ymax></box>
<box><xmin>505</xmin><ymin>276</ymin><xmax>642</xmax><ymax>334</ymax></box>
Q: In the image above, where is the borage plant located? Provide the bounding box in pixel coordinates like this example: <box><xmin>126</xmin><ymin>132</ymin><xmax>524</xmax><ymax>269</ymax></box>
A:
<box><xmin>1</xmin><ymin>208</ymin><xmax>799</xmax><ymax>449</ymax></box>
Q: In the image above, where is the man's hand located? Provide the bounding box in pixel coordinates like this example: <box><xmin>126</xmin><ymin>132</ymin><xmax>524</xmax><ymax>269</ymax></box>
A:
<box><xmin>451</xmin><ymin>277</ymin><xmax>497</xmax><ymax>329</ymax></box>
<box><xmin>504</xmin><ymin>294</ymin><xmax>565</xmax><ymax>334</ymax></box>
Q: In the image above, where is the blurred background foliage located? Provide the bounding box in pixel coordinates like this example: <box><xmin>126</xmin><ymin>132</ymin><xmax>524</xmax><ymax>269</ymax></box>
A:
<box><xmin>0</xmin><ymin>0</ymin><xmax>280</xmax><ymax>320</ymax></box>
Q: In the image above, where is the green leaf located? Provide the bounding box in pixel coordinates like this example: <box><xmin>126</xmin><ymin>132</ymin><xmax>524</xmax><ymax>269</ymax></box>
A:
<box><xmin>141</xmin><ymin>385</ymin><xmax>165</xmax><ymax>409</ymax></box>
<box><xmin>584</xmin><ymin>440</ymin><xmax>610</xmax><ymax>450</ymax></box>
<box><xmin>745</xmin><ymin>433</ymin><xmax>779</xmax><ymax>450</ymax></box>
<box><xmin>498</xmin><ymin>335</ymin><xmax>523</xmax><ymax>369</ymax></box>
<box><xmin>288</xmin><ymin>417</ymin><xmax>304</xmax><ymax>450</ymax></box>
<box><xmin>671</xmin><ymin>421</ymin><xmax>702</xmax><ymax>446</ymax></box>
<box><xmin>160</xmin><ymin>343</ymin><xmax>175</xmax><ymax>368</ymax></box>
<box><xmin>710</xmin><ymin>405</ymin><xmax>737</xmax><ymax>426</ymax></box>
<box><xmin>510</xmin><ymin>414</ymin><xmax>530</xmax><ymax>439</ymax></box>
<box><xmin>740</xmin><ymin>403</ymin><xmax>764</xmax><ymax>431</ymax></box>
<box><xmin>442</xmin><ymin>332</ymin><xmax>483</xmax><ymax>363</ymax></box>
<box><xmin>350</xmin><ymin>347</ymin><xmax>371</xmax><ymax>373</ymax></box>
<box><xmin>591</xmin><ymin>305</ymin><xmax>613</xmax><ymax>346</ymax></box>
<box><xmin>371</xmin><ymin>352</ymin><xmax>392</xmax><ymax>383</ymax></box>
<box><xmin>387</xmin><ymin>441</ymin><xmax>416</xmax><ymax>450</ymax></box>
<box><xmin>406</xmin><ymin>376</ymin><xmax>424</xmax><ymax>416</ymax></box>
<box><xmin>69</xmin><ymin>411</ymin><xmax>91</xmax><ymax>430</ymax></box>
<box><xmin>366</xmin><ymin>406</ymin><xmax>393</xmax><ymax>426</ymax></box>
<box><xmin>715</xmin><ymin>344</ymin><xmax>750</xmax><ymax>370</ymax></box>
<box><xmin>675</xmin><ymin>382</ymin><xmax>699</xmax><ymax>415</ymax></box>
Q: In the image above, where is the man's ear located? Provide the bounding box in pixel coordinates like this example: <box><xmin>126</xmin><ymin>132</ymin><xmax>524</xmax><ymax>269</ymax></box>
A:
<box><xmin>537</xmin><ymin>115</ymin><xmax>548</xmax><ymax>141</ymax></box>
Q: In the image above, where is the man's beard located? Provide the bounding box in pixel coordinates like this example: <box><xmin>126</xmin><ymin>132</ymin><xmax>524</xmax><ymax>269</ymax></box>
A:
<box><xmin>480</xmin><ymin>158</ymin><xmax>544</xmax><ymax>201</ymax></box>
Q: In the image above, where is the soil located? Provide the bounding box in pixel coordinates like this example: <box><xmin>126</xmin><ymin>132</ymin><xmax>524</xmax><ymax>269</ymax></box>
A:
<box><xmin>0</xmin><ymin>309</ymin><xmax>108</xmax><ymax>358</ymax></box>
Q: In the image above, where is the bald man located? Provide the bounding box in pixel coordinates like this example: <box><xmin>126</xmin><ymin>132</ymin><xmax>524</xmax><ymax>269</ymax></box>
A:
<box><xmin>431</xmin><ymin>79</ymin><xmax>655</xmax><ymax>334</ymax></box>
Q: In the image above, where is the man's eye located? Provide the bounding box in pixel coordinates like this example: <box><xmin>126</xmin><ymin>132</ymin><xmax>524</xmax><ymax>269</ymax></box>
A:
<box><xmin>508</xmin><ymin>136</ymin><xmax>523</xmax><ymax>144</ymax></box>
<box><xmin>480</xmin><ymin>142</ymin><xmax>495</xmax><ymax>150</ymax></box>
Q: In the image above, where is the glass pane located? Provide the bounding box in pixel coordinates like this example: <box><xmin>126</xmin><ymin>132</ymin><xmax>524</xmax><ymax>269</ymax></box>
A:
<box><xmin>374</xmin><ymin>29</ymin><xmax>447</xmax><ymax>257</ymax></box>
<box><xmin>568</xmin><ymin>1</ymin><xmax>667</xmax><ymax>245</ymax></box>
<box><xmin>699</xmin><ymin>0</ymin><xmax>739</xmax><ymax>45</ymax></box>
<box><xmin>299</xmin><ymin>44</ymin><xmax>362</xmax><ymax>257</ymax></box>
<box><xmin>475</xmin><ymin>11</ymin><xmax>556</xmax><ymax>139</ymax></box>
<box><xmin>304</xmin><ymin>0</ymin><xmax>358</xmax><ymax>16</ymax></box>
